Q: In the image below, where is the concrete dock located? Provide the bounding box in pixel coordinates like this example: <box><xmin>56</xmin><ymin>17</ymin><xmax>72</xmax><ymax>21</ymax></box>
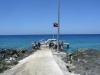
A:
<box><xmin>1</xmin><ymin>46</ymin><xmax>64</xmax><ymax>75</ymax></box>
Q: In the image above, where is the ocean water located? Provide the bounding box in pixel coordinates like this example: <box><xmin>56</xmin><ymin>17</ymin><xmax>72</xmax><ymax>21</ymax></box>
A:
<box><xmin>0</xmin><ymin>34</ymin><xmax>100</xmax><ymax>51</ymax></box>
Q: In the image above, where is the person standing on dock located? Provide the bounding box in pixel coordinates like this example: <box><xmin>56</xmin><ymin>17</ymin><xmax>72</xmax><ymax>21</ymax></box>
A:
<box><xmin>38</xmin><ymin>42</ymin><xmax>41</xmax><ymax>49</ymax></box>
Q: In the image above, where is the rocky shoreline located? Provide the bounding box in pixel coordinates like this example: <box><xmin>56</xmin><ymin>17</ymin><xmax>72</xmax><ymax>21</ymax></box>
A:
<box><xmin>71</xmin><ymin>48</ymin><xmax>100</xmax><ymax>75</ymax></box>
<box><xmin>0</xmin><ymin>48</ymin><xmax>100</xmax><ymax>75</ymax></box>
<box><xmin>0</xmin><ymin>48</ymin><xmax>34</xmax><ymax>73</ymax></box>
<box><xmin>53</xmin><ymin>48</ymin><xmax>100</xmax><ymax>75</ymax></box>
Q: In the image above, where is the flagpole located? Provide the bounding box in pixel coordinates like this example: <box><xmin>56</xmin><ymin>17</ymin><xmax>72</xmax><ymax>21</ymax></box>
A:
<box><xmin>57</xmin><ymin>0</ymin><xmax>60</xmax><ymax>52</ymax></box>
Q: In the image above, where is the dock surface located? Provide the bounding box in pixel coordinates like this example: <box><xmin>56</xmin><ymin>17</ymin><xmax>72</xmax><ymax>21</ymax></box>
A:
<box><xmin>1</xmin><ymin>47</ymin><xmax>64</xmax><ymax>75</ymax></box>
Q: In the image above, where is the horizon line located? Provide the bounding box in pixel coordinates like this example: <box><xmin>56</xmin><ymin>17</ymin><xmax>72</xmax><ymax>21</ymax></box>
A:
<box><xmin>0</xmin><ymin>33</ymin><xmax>100</xmax><ymax>35</ymax></box>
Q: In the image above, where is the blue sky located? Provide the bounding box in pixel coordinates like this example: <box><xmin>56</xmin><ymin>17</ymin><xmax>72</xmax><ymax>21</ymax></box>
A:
<box><xmin>0</xmin><ymin>0</ymin><xmax>100</xmax><ymax>35</ymax></box>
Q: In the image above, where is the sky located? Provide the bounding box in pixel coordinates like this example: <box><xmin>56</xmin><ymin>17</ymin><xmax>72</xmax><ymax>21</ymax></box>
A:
<box><xmin>0</xmin><ymin>0</ymin><xmax>100</xmax><ymax>35</ymax></box>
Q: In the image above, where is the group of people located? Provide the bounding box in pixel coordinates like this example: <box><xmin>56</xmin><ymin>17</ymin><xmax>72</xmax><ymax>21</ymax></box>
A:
<box><xmin>49</xmin><ymin>41</ymin><xmax>64</xmax><ymax>51</ymax></box>
<box><xmin>32</xmin><ymin>42</ymin><xmax>41</xmax><ymax>51</ymax></box>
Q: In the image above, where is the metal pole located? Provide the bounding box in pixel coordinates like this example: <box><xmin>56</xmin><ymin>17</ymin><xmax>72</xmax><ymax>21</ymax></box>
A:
<box><xmin>57</xmin><ymin>0</ymin><xmax>60</xmax><ymax>52</ymax></box>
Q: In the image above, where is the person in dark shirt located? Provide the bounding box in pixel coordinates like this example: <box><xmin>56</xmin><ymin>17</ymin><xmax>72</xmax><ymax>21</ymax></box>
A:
<box><xmin>38</xmin><ymin>42</ymin><xmax>41</xmax><ymax>49</ymax></box>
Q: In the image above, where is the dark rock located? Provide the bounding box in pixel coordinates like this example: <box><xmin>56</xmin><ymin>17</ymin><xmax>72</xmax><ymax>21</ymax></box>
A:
<box><xmin>0</xmin><ymin>48</ymin><xmax>33</xmax><ymax>73</ymax></box>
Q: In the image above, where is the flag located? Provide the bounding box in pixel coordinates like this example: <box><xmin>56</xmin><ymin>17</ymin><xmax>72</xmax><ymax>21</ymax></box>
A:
<box><xmin>53</xmin><ymin>22</ymin><xmax>59</xmax><ymax>27</ymax></box>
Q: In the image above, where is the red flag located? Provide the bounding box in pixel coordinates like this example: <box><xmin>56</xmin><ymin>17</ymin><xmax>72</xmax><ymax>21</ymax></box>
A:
<box><xmin>53</xmin><ymin>23</ymin><xmax>59</xmax><ymax>27</ymax></box>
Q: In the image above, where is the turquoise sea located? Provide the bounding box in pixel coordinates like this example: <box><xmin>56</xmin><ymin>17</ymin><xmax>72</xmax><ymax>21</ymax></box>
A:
<box><xmin>0</xmin><ymin>34</ymin><xmax>100</xmax><ymax>51</ymax></box>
